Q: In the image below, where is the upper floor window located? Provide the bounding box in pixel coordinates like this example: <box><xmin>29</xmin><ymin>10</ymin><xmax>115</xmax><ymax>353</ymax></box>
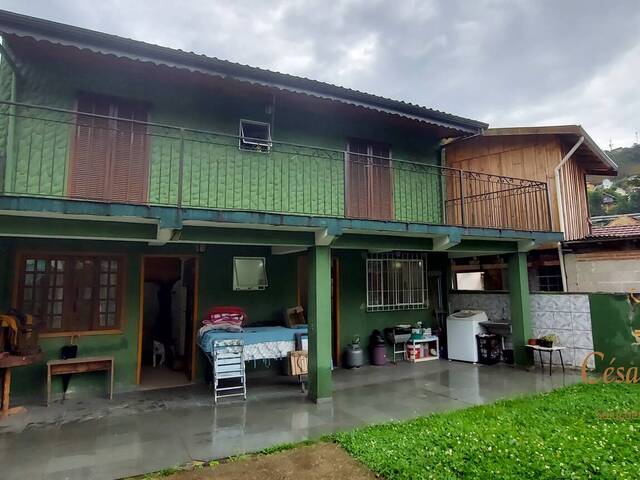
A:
<box><xmin>69</xmin><ymin>93</ymin><xmax>149</xmax><ymax>204</ymax></box>
<box><xmin>17</xmin><ymin>253</ymin><xmax>124</xmax><ymax>333</ymax></box>
<box><xmin>239</xmin><ymin>119</ymin><xmax>271</xmax><ymax>152</ymax></box>
<box><xmin>366</xmin><ymin>253</ymin><xmax>426</xmax><ymax>311</ymax></box>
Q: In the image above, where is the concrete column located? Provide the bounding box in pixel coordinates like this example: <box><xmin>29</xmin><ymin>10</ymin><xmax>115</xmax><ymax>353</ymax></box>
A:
<box><xmin>508</xmin><ymin>252</ymin><xmax>532</xmax><ymax>365</ymax></box>
<box><xmin>307</xmin><ymin>245</ymin><xmax>332</xmax><ymax>402</ymax></box>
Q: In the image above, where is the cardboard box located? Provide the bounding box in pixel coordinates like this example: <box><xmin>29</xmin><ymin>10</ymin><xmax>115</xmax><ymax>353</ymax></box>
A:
<box><xmin>288</xmin><ymin>350</ymin><xmax>308</xmax><ymax>376</ymax></box>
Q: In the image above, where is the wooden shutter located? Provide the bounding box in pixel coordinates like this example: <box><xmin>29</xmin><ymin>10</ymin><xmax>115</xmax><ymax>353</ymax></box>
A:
<box><xmin>110</xmin><ymin>103</ymin><xmax>149</xmax><ymax>203</ymax></box>
<box><xmin>369</xmin><ymin>143</ymin><xmax>393</xmax><ymax>220</ymax></box>
<box><xmin>346</xmin><ymin>140</ymin><xmax>370</xmax><ymax>218</ymax></box>
<box><xmin>69</xmin><ymin>96</ymin><xmax>111</xmax><ymax>200</ymax></box>
<box><xmin>346</xmin><ymin>140</ymin><xmax>393</xmax><ymax>220</ymax></box>
<box><xmin>69</xmin><ymin>94</ymin><xmax>149</xmax><ymax>203</ymax></box>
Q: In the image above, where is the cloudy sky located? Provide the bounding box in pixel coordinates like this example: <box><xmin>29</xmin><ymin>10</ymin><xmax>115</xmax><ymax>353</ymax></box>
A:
<box><xmin>2</xmin><ymin>0</ymin><xmax>639</xmax><ymax>148</ymax></box>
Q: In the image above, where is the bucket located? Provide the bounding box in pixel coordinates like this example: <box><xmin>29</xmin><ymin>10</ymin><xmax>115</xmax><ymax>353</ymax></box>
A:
<box><xmin>406</xmin><ymin>344</ymin><xmax>421</xmax><ymax>361</ymax></box>
<box><xmin>371</xmin><ymin>344</ymin><xmax>387</xmax><ymax>366</ymax></box>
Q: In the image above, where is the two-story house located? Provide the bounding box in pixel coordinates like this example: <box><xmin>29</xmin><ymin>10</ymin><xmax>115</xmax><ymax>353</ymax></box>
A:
<box><xmin>0</xmin><ymin>10</ymin><xmax>561</xmax><ymax>403</ymax></box>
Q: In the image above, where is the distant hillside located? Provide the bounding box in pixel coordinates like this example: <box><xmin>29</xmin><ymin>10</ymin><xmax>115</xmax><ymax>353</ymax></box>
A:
<box><xmin>607</xmin><ymin>144</ymin><xmax>640</xmax><ymax>178</ymax></box>
<box><xmin>587</xmin><ymin>144</ymin><xmax>640</xmax><ymax>216</ymax></box>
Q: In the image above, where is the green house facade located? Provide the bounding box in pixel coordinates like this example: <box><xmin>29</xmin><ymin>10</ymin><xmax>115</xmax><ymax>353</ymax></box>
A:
<box><xmin>0</xmin><ymin>10</ymin><xmax>561</xmax><ymax>402</ymax></box>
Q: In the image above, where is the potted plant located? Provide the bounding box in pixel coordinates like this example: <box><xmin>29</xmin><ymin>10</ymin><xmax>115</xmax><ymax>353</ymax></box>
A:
<box><xmin>537</xmin><ymin>334</ymin><xmax>558</xmax><ymax>348</ymax></box>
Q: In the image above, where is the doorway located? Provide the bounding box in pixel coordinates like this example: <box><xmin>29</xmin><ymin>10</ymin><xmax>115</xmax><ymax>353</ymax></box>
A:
<box><xmin>138</xmin><ymin>256</ymin><xmax>197</xmax><ymax>390</ymax></box>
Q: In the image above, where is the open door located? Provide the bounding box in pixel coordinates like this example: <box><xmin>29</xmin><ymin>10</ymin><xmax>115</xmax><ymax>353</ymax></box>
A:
<box><xmin>138</xmin><ymin>256</ymin><xmax>197</xmax><ymax>390</ymax></box>
<box><xmin>183</xmin><ymin>258</ymin><xmax>197</xmax><ymax>381</ymax></box>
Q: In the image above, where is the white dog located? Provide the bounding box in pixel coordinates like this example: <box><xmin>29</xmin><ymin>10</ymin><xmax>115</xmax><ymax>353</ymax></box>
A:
<box><xmin>153</xmin><ymin>340</ymin><xmax>165</xmax><ymax>367</ymax></box>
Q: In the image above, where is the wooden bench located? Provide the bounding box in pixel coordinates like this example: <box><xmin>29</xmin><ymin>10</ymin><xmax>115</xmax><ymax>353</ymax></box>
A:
<box><xmin>46</xmin><ymin>356</ymin><xmax>114</xmax><ymax>406</ymax></box>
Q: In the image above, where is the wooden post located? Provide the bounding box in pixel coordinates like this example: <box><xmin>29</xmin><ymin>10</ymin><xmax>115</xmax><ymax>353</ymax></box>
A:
<box><xmin>307</xmin><ymin>246</ymin><xmax>332</xmax><ymax>402</ymax></box>
<box><xmin>1</xmin><ymin>368</ymin><xmax>9</xmax><ymax>416</ymax></box>
<box><xmin>508</xmin><ymin>252</ymin><xmax>533</xmax><ymax>365</ymax></box>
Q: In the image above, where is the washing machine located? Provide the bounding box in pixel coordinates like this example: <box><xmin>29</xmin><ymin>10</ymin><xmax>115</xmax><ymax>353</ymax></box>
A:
<box><xmin>446</xmin><ymin>310</ymin><xmax>488</xmax><ymax>363</ymax></box>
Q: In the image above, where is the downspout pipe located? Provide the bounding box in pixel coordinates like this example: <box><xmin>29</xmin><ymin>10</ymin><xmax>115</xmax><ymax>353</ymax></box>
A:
<box><xmin>554</xmin><ymin>136</ymin><xmax>584</xmax><ymax>292</ymax></box>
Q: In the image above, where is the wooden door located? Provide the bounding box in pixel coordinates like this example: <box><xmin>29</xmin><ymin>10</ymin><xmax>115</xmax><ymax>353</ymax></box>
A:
<box><xmin>346</xmin><ymin>140</ymin><xmax>393</xmax><ymax>220</ymax></box>
<box><xmin>183</xmin><ymin>258</ymin><xmax>197</xmax><ymax>381</ymax></box>
<box><xmin>331</xmin><ymin>257</ymin><xmax>340</xmax><ymax>366</ymax></box>
<box><xmin>69</xmin><ymin>94</ymin><xmax>149</xmax><ymax>203</ymax></box>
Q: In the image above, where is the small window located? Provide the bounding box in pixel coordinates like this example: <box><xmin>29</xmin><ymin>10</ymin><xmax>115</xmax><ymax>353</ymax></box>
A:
<box><xmin>239</xmin><ymin>120</ymin><xmax>271</xmax><ymax>152</ymax></box>
<box><xmin>366</xmin><ymin>253</ymin><xmax>426</xmax><ymax>311</ymax></box>
<box><xmin>233</xmin><ymin>257</ymin><xmax>268</xmax><ymax>291</ymax></box>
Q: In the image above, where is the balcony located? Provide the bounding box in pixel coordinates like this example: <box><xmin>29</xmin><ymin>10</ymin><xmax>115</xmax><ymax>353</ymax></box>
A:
<box><xmin>0</xmin><ymin>101</ymin><xmax>553</xmax><ymax>232</ymax></box>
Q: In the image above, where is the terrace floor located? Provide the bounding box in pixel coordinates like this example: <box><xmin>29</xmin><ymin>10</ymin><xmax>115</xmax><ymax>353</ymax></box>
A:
<box><xmin>0</xmin><ymin>360</ymin><xmax>581</xmax><ymax>480</ymax></box>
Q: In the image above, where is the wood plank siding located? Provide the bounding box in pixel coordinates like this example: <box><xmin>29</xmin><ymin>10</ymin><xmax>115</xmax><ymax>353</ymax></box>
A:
<box><xmin>444</xmin><ymin>134</ymin><xmax>590</xmax><ymax>240</ymax></box>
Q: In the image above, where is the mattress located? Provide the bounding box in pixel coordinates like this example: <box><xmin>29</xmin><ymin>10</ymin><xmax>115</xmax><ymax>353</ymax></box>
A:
<box><xmin>198</xmin><ymin>325</ymin><xmax>308</xmax><ymax>361</ymax></box>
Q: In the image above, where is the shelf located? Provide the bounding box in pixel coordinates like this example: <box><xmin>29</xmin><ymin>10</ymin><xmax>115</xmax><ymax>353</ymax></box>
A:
<box><xmin>409</xmin><ymin>355</ymin><xmax>439</xmax><ymax>363</ymax></box>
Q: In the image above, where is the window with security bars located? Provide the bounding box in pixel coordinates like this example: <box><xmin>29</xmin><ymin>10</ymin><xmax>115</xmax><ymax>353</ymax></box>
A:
<box><xmin>366</xmin><ymin>253</ymin><xmax>427</xmax><ymax>311</ymax></box>
<box><xmin>536</xmin><ymin>266</ymin><xmax>563</xmax><ymax>292</ymax></box>
<box><xmin>18</xmin><ymin>254</ymin><xmax>123</xmax><ymax>333</ymax></box>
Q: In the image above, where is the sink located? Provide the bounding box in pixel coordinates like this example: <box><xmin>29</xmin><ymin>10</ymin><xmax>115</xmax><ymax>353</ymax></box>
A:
<box><xmin>480</xmin><ymin>321</ymin><xmax>512</xmax><ymax>337</ymax></box>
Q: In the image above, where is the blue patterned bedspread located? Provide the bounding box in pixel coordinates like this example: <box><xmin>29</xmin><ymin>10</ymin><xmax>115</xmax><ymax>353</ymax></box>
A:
<box><xmin>198</xmin><ymin>325</ymin><xmax>308</xmax><ymax>354</ymax></box>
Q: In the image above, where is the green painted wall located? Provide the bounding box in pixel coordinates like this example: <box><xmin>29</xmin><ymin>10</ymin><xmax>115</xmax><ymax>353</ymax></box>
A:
<box><xmin>1</xmin><ymin>38</ymin><xmax>443</xmax><ymax>223</ymax></box>
<box><xmin>0</xmin><ymin>236</ymin><xmax>299</xmax><ymax>400</ymax></box>
<box><xmin>334</xmin><ymin>250</ymin><xmax>446</xmax><ymax>363</ymax></box>
<box><xmin>3</xmin><ymin>238</ymin><xmax>142</xmax><ymax>399</ymax></box>
<box><xmin>589</xmin><ymin>293</ymin><xmax>640</xmax><ymax>373</ymax></box>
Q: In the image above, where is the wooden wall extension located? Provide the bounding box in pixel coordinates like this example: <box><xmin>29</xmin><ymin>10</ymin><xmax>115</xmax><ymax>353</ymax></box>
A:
<box><xmin>444</xmin><ymin>134</ymin><xmax>590</xmax><ymax>240</ymax></box>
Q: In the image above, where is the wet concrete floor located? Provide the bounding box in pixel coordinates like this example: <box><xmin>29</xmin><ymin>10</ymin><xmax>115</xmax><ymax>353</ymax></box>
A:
<box><xmin>0</xmin><ymin>360</ymin><xmax>580</xmax><ymax>479</ymax></box>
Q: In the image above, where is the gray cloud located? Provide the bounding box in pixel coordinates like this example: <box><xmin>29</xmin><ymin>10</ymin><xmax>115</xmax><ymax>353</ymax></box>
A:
<box><xmin>1</xmin><ymin>0</ymin><xmax>639</xmax><ymax>147</ymax></box>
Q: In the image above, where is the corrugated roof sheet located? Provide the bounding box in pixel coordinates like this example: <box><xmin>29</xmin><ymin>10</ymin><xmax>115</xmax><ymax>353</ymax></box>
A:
<box><xmin>0</xmin><ymin>9</ymin><xmax>487</xmax><ymax>134</ymax></box>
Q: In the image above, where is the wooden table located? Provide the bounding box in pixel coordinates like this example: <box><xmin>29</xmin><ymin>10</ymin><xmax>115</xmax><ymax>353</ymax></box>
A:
<box><xmin>526</xmin><ymin>345</ymin><xmax>566</xmax><ymax>376</ymax></box>
<box><xmin>46</xmin><ymin>356</ymin><xmax>114</xmax><ymax>406</ymax></box>
<box><xmin>1</xmin><ymin>352</ymin><xmax>43</xmax><ymax>417</ymax></box>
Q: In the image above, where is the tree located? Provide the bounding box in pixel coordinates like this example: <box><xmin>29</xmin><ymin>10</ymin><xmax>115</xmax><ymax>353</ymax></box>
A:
<box><xmin>588</xmin><ymin>189</ymin><xmax>605</xmax><ymax>216</ymax></box>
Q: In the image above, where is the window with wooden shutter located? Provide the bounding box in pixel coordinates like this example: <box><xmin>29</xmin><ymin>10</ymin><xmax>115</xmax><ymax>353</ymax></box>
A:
<box><xmin>17</xmin><ymin>253</ymin><xmax>124</xmax><ymax>333</ymax></box>
<box><xmin>69</xmin><ymin>94</ymin><xmax>149</xmax><ymax>203</ymax></box>
<box><xmin>346</xmin><ymin>139</ymin><xmax>393</xmax><ymax>220</ymax></box>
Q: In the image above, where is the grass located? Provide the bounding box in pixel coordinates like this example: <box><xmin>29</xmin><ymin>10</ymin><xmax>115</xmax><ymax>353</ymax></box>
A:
<box><xmin>334</xmin><ymin>383</ymin><xmax>640</xmax><ymax>479</ymax></box>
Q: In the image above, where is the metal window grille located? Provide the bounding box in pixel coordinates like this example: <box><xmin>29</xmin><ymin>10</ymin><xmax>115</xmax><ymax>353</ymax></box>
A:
<box><xmin>366</xmin><ymin>252</ymin><xmax>427</xmax><ymax>311</ymax></box>
<box><xmin>536</xmin><ymin>266</ymin><xmax>563</xmax><ymax>292</ymax></box>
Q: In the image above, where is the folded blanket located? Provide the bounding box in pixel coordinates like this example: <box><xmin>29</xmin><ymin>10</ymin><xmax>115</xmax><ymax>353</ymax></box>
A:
<box><xmin>203</xmin><ymin>306</ymin><xmax>247</xmax><ymax>328</ymax></box>
<box><xmin>198</xmin><ymin>323</ymin><xmax>243</xmax><ymax>337</ymax></box>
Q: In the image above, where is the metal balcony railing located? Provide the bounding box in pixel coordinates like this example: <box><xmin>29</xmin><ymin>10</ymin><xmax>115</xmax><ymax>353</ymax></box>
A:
<box><xmin>0</xmin><ymin>101</ymin><xmax>553</xmax><ymax>232</ymax></box>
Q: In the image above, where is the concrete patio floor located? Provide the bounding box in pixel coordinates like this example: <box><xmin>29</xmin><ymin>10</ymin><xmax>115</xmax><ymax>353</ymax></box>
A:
<box><xmin>0</xmin><ymin>360</ymin><xmax>581</xmax><ymax>480</ymax></box>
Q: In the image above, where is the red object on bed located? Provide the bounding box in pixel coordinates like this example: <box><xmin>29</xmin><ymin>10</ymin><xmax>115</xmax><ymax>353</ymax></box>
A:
<box><xmin>203</xmin><ymin>306</ymin><xmax>247</xmax><ymax>328</ymax></box>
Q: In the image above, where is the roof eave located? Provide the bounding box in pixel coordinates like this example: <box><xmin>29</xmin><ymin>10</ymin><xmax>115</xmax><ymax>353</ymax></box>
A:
<box><xmin>0</xmin><ymin>9</ymin><xmax>487</xmax><ymax>135</ymax></box>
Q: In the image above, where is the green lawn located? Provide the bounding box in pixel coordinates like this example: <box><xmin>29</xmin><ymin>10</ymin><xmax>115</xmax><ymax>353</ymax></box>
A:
<box><xmin>335</xmin><ymin>383</ymin><xmax>640</xmax><ymax>479</ymax></box>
